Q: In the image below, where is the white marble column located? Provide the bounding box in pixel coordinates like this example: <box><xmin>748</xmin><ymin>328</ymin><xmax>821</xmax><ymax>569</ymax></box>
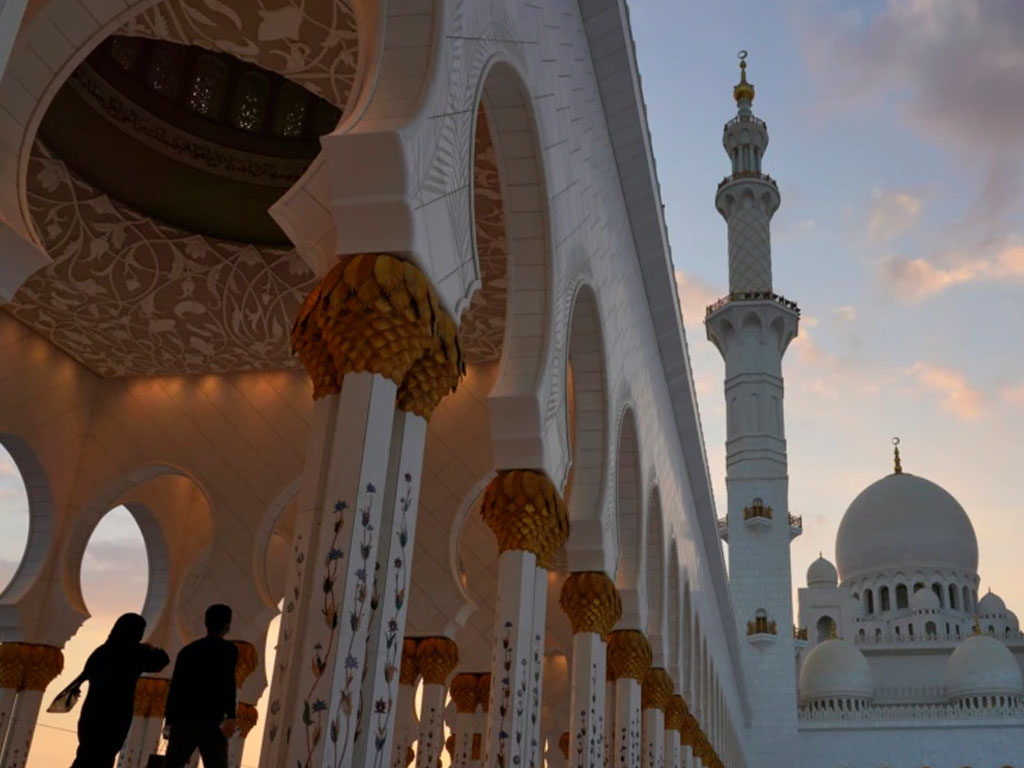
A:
<box><xmin>470</xmin><ymin>674</ymin><xmax>489</xmax><ymax>768</ymax></box>
<box><xmin>352</xmin><ymin>412</ymin><xmax>428</xmax><ymax>768</ymax></box>
<box><xmin>603</xmin><ymin>679</ymin><xmax>614</xmax><ymax>768</ymax></box>
<box><xmin>558</xmin><ymin>572</ymin><xmax>622</xmax><ymax>768</ymax></box>
<box><xmin>0</xmin><ymin>691</ymin><xmax>43</xmax><ymax>768</ymax></box>
<box><xmin>640</xmin><ymin>670</ymin><xmax>671</xmax><ymax>768</ymax></box>
<box><xmin>526</xmin><ymin>566</ymin><xmax>548</xmax><ymax>768</ymax></box>
<box><xmin>0</xmin><ymin>643</ymin><xmax>63</xmax><ymax>768</ymax></box>
<box><xmin>260</xmin><ymin>254</ymin><xmax>462</xmax><ymax>768</ymax></box>
<box><xmin>479</xmin><ymin>471</ymin><xmax>568</xmax><ymax>768</ymax></box>
<box><xmin>389</xmin><ymin>639</ymin><xmax>420</xmax><ymax>768</ymax></box>
<box><xmin>607</xmin><ymin>631</ymin><xmax>651</xmax><ymax>768</ymax></box>
<box><xmin>449</xmin><ymin>673</ymin><xmax>480</xmax><ymax>768</ymax></box>
<box><xmin>0</xmin><ymin>688</ymin><xmax>16</xmax><ymax>760</ymax></box>
<box><xmin>413</xmin><ymin>637</ymin><xmax>458</xmax><ymax>768</ymax></box>
<box><xmin>663</xmin><ymin>696</ymin><xmax>684</xmax><ymax>768</ymax></box>
<box><xmin>227</xmin><ymin>703</ymin><xmax>259</xmax><ymax>768</ymax></box>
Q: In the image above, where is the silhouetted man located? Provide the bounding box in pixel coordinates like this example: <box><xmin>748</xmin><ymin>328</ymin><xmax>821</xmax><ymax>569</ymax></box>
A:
<box><xmin>163</xmin><ymin>604</ymin><xmax>238</xmax><ymax>768</ymax></box>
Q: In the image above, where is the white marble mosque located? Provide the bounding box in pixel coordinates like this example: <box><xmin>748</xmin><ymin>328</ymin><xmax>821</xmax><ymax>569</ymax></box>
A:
<box><xmin>0</xmin><ymin>2</ymin><xmax>1020</xmax><ymax>768</ymax></box>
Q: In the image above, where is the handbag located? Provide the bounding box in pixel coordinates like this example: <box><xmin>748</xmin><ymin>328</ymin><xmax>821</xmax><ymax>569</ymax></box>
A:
<box><xmin>45</xmin><ymin>682</ymin><xmax>81</xmax><ymax>714</ymax></box>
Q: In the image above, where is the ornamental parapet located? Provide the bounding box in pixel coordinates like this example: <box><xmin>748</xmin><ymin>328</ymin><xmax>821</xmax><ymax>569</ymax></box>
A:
<box><xmin>705</xmin><ymin>291</ymin><xmax>800</xmax><ymax>317</ymax></box>
<box><xmin>798</xmin><ymin>700</ymin><xmax>1024</xmax><ymax>725</ymax></box>
<box><xmin>743</xmin><ymin>501</ymin><xmax>772</xmax><ymax>521</ymax></box>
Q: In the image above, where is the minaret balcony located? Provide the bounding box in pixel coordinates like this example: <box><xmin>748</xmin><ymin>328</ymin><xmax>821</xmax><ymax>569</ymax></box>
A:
<box><xmin>705</xmin><ymin>291</ymin><xmax>799</xmax><ymax>317</ymax></box>
<box><xmin>717</xmin><ymin>516</ymin><xmax>729</xmax><ymax>542</ymax></box>
<box><xmin>746</xmin><ymin>616</ymin><xmax>778</xmax><ymax>646</ymax></box>
<box><xmin>793</xmin><ymin>626</ymin><xmax>809</xmax><ymax>651</ymax></box>
<box><xmin>789</xmin><ymin>513</ymin><xmax>803</xmax><ymax>540</ymax></box>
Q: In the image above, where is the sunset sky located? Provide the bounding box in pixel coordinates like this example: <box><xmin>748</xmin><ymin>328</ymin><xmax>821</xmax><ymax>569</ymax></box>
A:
<box><xmin>1</xmin><ymin>2</ymin><xmax>1022</xmax><ymax>766</ymax></box>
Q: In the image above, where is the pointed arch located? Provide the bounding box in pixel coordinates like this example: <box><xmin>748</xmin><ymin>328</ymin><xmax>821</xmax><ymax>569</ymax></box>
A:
<box><xmin>0</xmin><ymin>433</ymin><xmax>54</xmax><ymax>606</ymax></box>
<box><xmin>614</xmin><ymin>408</ymin><xmax>644</xmax><ymax>629</ymax></box>
<box><xmin>667</xmin><ymin>544</ymin><xmax>682</xmax><ymax>689</ymax></box>
<box><xmin>645</xmin><ymin>486</ymin><xmax>667</xmax><ymax>666</ymax></box>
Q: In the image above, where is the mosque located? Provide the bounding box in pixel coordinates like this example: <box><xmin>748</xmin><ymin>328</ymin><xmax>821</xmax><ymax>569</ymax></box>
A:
<box><xmin>0</xmin><ymin>2</ymin><xmax>1019</xmax><ymax>768</ymax></box>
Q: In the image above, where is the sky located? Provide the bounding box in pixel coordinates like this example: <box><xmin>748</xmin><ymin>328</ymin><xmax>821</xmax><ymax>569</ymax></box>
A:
<box><xmin>1</xmin><ymin>0</ymin><xmax>1023</xmax><ymax>765</ymax></box>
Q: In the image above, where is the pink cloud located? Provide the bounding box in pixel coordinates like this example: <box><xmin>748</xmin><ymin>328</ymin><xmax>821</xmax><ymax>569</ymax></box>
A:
<box><xmin>673</xmin><ymin>269</ymin><xmax>721</xmax><ymax>330</ymax></box>
<box><xmin>908</xmin><ymin>362</ymin><xmax>985</xmax><ymax>421</ymax></box>
<box><xmin>879</xmin><ymin>242</ymin><xmax>1024</xmax><ymax>300</ymax></box>
<box><xmin>866</xmin><ymin>189</ymin><xmax>924</xmax><ymax>243</ymax></box>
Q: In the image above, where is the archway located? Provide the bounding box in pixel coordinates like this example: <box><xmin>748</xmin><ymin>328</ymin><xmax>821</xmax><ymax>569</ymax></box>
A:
<box><xmin>667</xmin><ymin>547</ymin><xmax>682</xmax><ymax>688</ymax></box>
<box><xmin>32</xmin><ymin>506</ymin><xmax>152</xmax><ymax>765</ymax></box>
<box><xmin>0</xmin><ymin>440</ymin><xmax>31</xmax><ymax>596</ymax></box>
<box><xmin>614</xmin><ymin>409</ymin><xmax>644</xmax><ymax>629</ymax></box>
<box><xmin>816</xmin><ymin>615</ymin><xmax>835</xmax><ymax>643</ymax></box>
<box><xmin>645</xmin><ymin>488</ymin><xmax>666</xmax><ymax>666</ymax></box>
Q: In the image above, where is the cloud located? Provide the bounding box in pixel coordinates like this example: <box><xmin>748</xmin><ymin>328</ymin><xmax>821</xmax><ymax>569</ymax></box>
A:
<box><xmin>794</xmin><ymin>0</ymin><xmax>1024</xmax><ymax>218</ymax></box>
<box><xmin>674</xmin><ymin>269</ymin><xmax>721</xmax><ymax>330</ymax></box>
<box><xmin>866</xmin><ymin>189</ymin><xmax>924</xmax><ymax>243</ymax></box>
<box><xmin>878</xmin><ymin>241</ymin><xmax>1024</xmax><ymax>300</ymax></box>
<box><xmin>908</xmin><ymin>363</ymin><xmax>984</xmax><ymax>421</ymax></box>
<box><xmin>1002</xmin><ymin>383</ymin><xmax>1024</xmax><ymax>407</ymax></box>
<box><xmin>834</xmin><ymin>306</ymin><xmax>857</xmax><ymax>324</ymax></box>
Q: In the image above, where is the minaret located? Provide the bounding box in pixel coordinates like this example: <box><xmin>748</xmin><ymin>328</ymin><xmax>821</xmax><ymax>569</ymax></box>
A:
<box><xmin>705</xmin><ymin>53</ymin><xmax>800</xmax><ymax>768</ymax></box>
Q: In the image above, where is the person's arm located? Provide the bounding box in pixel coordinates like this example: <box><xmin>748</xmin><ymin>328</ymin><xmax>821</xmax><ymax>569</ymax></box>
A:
<box><xmin>140</xmin><ymin>644</ymin><xmax>170</xmax><ymax>674</ymax></box>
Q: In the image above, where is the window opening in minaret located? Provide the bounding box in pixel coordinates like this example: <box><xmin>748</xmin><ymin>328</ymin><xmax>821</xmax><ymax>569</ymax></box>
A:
<box><xmin>880</xmin><ymin>587</ymin><xmax>891</xmax><ymax>612</ymax></box>
<box><xmin>896</xmin><ymin>584</ymin><xmax>909</xmax><ymax>609</ymax></box>
<box><xmin>949</xmin><ymin>585</ymin><xmax>959</xmax><ymax>610</ymax></box>
<box><xmin>932</xmin><ymin>583</ymin><xmax>944</xmax><ymax>607</ymax></box>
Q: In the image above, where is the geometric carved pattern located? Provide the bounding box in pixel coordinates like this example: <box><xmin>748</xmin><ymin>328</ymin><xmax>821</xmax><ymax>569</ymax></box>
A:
<box><xmin>6</xmin><ymin>144</ymin><xmax>316</xmax><ymax>377</ymax></box>
<box><xmin>727</xmin><ymin>204</ymin><xmax>773</xmax><ymax>293</ymax></box>
<box><xmin>119</xmin><ymin>0</ymin><xmax>358</xmax><ymax>109</ymax></box>
<box><xmin>458</xmin><ymin>107</ymin><xmax>508</xmax><ymax>364</ymax></box>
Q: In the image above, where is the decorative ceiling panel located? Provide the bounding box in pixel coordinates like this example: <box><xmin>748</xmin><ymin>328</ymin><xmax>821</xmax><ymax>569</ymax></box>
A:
<box><xmin>5</xmin><ymin>144</ymin><xmax>316</xmax><ymax>377</ymax></box>
<box><xmin>120</xmin><ymin>0</ymin><xmax>358</xmax><ymax>110</ymax></box>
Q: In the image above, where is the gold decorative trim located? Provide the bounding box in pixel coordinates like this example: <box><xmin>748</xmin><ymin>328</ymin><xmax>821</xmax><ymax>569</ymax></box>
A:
<box><xmin>606</xmin><ymin>630</ymin><xmax>652</xmax><ymax>683</ymax></box>
<box><xmin>0</xmin><ymin>643</ymin><xmax>64</xmax><ymax>692</ymax></box>
<box><xmin>237</xmin><ymin>701</ymin><xmax>259</xmax><ymax>737</ymax></box>
<box><xmin>558</xmin><ymin>571</ymin><xmax>622</xmax><ymax>636</ymax></box>
<box><xmin>399</xmin><ymin>637</ymin><xmax>420</xmax><ymax>686</ymax></box>
<box><xmin>233</xmin><ymin>640</ymin><xmax>259</xmax><ymax>687</ymax></box>
<box><xmin>414</xmin><ymin>636</ymin><xmax>459</xmax><ymax>685</ymax></box>
<box><xmin>449</xmin><ymin>673</ymin><xmax>479</xmax><ymax>714</ymax></box>
<box><xmin>641</xmin><ymin>667</ymin><xmax>673</xmax><ymax>711</ymax></box>
<box><xmin>664</xmin><ymin>694</ymin><xmax>687</xmax><ymax>731</ymax></box>
<box><xmin>479</xmin><ymin>470</ymin><xmax>569</xmax><ymax>562</ymax></box>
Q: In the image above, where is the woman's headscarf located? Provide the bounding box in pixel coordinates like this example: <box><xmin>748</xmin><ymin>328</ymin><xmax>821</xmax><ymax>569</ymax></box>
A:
<box><xmin>106</xmin><ymin>613</ymin><xmax>146</xmax><ymax>646</ymax></box>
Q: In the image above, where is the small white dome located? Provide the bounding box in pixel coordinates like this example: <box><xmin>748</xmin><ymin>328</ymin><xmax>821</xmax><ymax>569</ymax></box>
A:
<box><xmin>807</xmin><ymin>556</ymin><xmax>838</xmax><ymax>588</ymax></box>
<box><xmin>910</xmin><ymin>588</ymin><xmax>940</xmax><ymax>612</ymax></box>
<box><xmin>945</xmin><ymin>634</ymin><xmax>1024</xmax><ymax>699</ymax></box>
<box><xmin>799</xmin><ymin>638</ymin><xmax>874</xmax><ymax>704</ymax></box>
<box><xmin>835</xmin><ymin>473</ymin><xmax>978</xmax><ymax>582</ymax></box>
<box><xmin>978</xmin><ymin>591</ymin><xmax>1007</xmax><ymax>616</ymax></box>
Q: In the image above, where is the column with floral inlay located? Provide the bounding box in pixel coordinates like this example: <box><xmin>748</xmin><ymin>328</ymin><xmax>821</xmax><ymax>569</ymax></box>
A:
<box><xmin>607</xmin><ymin>631</ymin><xmax>651</xmax><ymax>768</ymax></box>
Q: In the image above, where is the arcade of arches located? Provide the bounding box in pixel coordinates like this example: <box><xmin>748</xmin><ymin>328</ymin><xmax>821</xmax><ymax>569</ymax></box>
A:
<box><xmin>0</xmin><ymin>2</ymin><xmax>743</xmax><ymax>768</ymax></box>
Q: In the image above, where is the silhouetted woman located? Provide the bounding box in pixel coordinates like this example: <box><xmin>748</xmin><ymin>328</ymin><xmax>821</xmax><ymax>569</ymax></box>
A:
<box><xmin>69</xmin><ymin>613</ymin><xmax>169</xmax><ymax>768</ymax></box>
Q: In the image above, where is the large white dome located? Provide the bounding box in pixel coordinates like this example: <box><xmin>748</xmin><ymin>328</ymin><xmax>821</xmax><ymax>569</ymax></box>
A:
<box><xmin>799</xmin><ymin>638</ymin><xmax>874</xmax><ymax>704</ymax></box>
<box><xmin>944</xmin><ymin>634</ymin><xmax>1023</xmax><ymax>698</ymax></box>
<box><xmin>835</xmin><ymin>472</ymin><xmax>978</xmax><ymax>582</ymax></box>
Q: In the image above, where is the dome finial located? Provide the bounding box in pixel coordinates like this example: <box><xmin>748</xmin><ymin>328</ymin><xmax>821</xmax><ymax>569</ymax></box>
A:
<box><xmin>892</xmin><ymin>436</ymin><xmax>902</xmax><ymax>474</ymax></box>
<box><xmin>733</xmin><ymin>50</ymin><xmax>755</xmax><ymax>104</ymax></box>
<box><xmin>973</xmin><ymin>618</ymin><xmax>982</xmax><ymax>635</ymax></box>
<box><xmin>829</xmin><ymin>621</ymin><xmax>838</xmax><ymax>640</ymax></box>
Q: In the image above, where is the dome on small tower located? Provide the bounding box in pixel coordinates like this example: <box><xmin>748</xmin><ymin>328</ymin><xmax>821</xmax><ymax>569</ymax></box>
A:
<box><xmin>799</xmin><ymin>638</ymin><xmax>873</xmax><ymax>705</ymax></box>
<box><xmin>807</xmin><ymin>555</ymin><xmax>838</xmax><ymax>588</ymax></box>
<box><xmin>978</xmin><ymin>590</ymin><xmax>1007</xmax><ymax>616</ymax></box>
<box><xmin>910</xmin><ymin>588</ymin><xmax>941</xmax><ymax>612</ymax></box>
<box><xmin>945</xmin><ymin>633</ymin><xmax>1023</xmax><ymax>700</ymax></box>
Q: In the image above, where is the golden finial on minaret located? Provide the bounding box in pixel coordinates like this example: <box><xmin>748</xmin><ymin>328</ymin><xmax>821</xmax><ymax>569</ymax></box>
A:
<box><xmin>829</xmin><ymin>621</ymin><xmax>838</xmax><ymax>640</ymax></box>
<box><xmin>733</xmin><ymin>50</ymin><xmax>755</xmax><ymax>104</ymax></box>
<box><xmin>892</xmin><ymin>437</ymin><xmax>902</xmax><ymax>474</ymax></box>
<box><xmin>973</xmin><ymin>618</ymin><xmax>982</xmax><ymax>635</ymax></box>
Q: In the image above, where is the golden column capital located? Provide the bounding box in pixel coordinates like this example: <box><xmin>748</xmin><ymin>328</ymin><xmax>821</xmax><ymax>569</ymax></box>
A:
<box><xmin>232</xmin><ymin>640</ymin><xmax>259</xmax><ymax>687</ymax></box>
<box><xmin>558</xmin><ymin>571</ymin><xmax>622</xmax><ymax>636</ymax></box>
<box><xmin>479</xmin><ymin>470</ymin><xmax>569</xmax><ymax>564</ymax></box>
<box><xmin>400</xmin><ymin>637</ymin><xmax>420</xmax><ymax>686</ymax></box>
<box><xmin>559</xmin><ymin>732</ymin><xmax>570</xmax><ymax>760</ymax></box>
<box><xmin>641</xmin><ymin>667</ymin><xmax>673</xmax><ymax>711</ymax></box>
<box><xmin>237</xmin><ymin>701</ymin><xmax>259</xmax><ymax>737</ymax></box>
<box><xmin>476</xmin><ymin>673</ymin><xmax>491</xmax><ymax>713</ymax></box>
<box><xmin>415</xmin><ymin>637</ymin><xmax>459</xmax><ymax>685</ymax></box>
<box><xmin>0</xmin><ymin>643</ymin><xmax>64</xmax><ymax>691</ymax></box>
<box><xmin>606</xmin><ymin>630</ymin><xmax>652</xmax><ymax>683</ymax></box>
<box><xmin>449</xmin><ymin>673</ymin><xmax>479</xmax><ymax>714</ymax></box>
<box><xmin>291</xmin><ymin>253</ymin><xmax>464</xmax><ymax>413</ymax></box>
<box><xmin>133</xmin><ymin>677</ymin><xmax>171</xmax><ymax>718</ymax></box>
<box><xmin>664</xmin><ymin>694</ymin><xmax>688</xmax><ymax>731</ymax></box>
<box><xmin>680</xmin><ymin>713</ymin><xmax>699</xmax><ymax>747</ymax></box>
